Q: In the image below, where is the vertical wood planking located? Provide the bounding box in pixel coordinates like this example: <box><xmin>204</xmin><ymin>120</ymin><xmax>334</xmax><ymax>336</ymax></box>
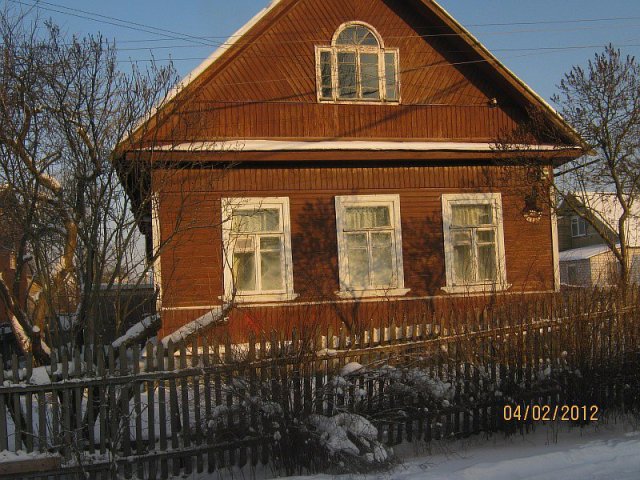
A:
<box><xmin>203</xmin><ymin>338</ymin><xmax>215</xmax><ymax>474</ymax></box>
<box><xmin>61</xmin><ymin>350</ymin><xmax>71</xmax><ymax>460</ymax></box>
<box><xmin>0</xmin><ymin>359</ymin><xmax>6</xmax><ymax>452</ymax></box>
<box><xmin>167</xmin><ymin>341</ymin><xmax>180</xmax><ymax>477</ymax></box>
<box><xmin>146</xmin><ymin>342</ymin><xmax>157</xmax><ymax>480</ymax></box>
<box><xmin>97</xmin><ymin>347</ymin><xmax>107</xmax><ymax>455</ymax></box>
<box><xmin>133</xmin><ymin>345</ymin><xmax>144</xmax><ymax>479</ymax></box>
<box><xmin>192</xmin><ymin>337</ymin><xmax>204</xmax><ymax>473</ymax></box>
<box><xmin>157</xmin><ymin>342</ymin><xmax>169</xmax><ymax>479</ymax></box>
<box><xmin>120</xmin><ymin>344</ymin><xmax>132</xmax><ymax>479</ymax></box>
<box><xmin>180</xmin><ymin>345</ymin><xmax>192</xmax><ymax>474</ymax></box>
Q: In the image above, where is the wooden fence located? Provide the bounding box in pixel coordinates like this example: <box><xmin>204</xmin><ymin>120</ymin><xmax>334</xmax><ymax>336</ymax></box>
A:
<box><xmin>0</xmin><ymin>288</ymin><xmax>639</xmax><ymax>479</ymax></box>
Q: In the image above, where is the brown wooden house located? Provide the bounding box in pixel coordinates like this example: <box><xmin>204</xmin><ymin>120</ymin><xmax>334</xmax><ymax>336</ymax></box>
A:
<box><xmin>116</xmin><ymin>0</ymin><xmax>584</xmax><ymax>340</ymax></box>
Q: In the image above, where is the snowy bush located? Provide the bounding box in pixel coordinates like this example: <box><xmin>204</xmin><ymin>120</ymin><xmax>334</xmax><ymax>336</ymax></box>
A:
<box><xmin>304</xmin><ymin>412</ymin><xmax>392</xmax><ymax>473</ymax></box>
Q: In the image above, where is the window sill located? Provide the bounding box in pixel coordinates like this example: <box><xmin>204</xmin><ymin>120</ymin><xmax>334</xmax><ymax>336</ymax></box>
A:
<box><xmin>441</xmin><ymin>283</ymin><xmax>512</xmax><ymax>294</ymax></box>
<box><xmin>222</xmin><ymin>292</ymin><xmax>299</xmax><ymax>304</ymax></box>
<box><xmin>318</xmin><ymin>98</ymin><xmax>400</xmax><ymax>106</ymax></box>
<box><xmin>334</xmin><ymin>288</ymin><xmax>410</xmax><ymax>299</ymax></box>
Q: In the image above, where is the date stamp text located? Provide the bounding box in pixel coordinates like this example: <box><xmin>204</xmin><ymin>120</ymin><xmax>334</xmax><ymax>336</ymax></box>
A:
<box><xmin>503</xmin><ymin>404</ymin><xmax>599</xmax><ymax>422</ymax></box>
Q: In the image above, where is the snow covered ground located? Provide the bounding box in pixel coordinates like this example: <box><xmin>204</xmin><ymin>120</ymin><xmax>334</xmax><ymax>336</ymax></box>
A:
<box><xmin>375</xmin><ymin>424</ymin><xmax>640</xmax><ymax>480</ymax></box>
<box><xmin>194</xmin><ymin>420</ymin><xmax>640</xmax><ymax>480</ymax></box>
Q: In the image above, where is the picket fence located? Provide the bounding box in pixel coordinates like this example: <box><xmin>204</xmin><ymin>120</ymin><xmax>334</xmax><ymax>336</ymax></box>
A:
<box><xmin>0</xmin><ymin>288</ymin><xmax>639</xmax><ymax>479</ymax></box>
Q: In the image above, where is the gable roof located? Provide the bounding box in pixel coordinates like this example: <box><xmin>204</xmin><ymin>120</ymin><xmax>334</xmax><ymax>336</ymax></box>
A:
<box><xmin>116</xmin><ymin>0</ymin><xmax>585</xmax><ymax>154</ymax></box>
<box><xmin>563</xmin><ymin>192</ymin><xmax>640</xmax><ymax>247</ymax></box>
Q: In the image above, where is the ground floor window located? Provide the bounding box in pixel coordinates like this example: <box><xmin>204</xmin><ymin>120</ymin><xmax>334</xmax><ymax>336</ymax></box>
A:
<box><xmin>334</xmin><ymin>194</ymin><xmax>409</xmax><ymax>298</ymax></box>
<box><xmin>441</xmin><ymin>193</ymin><xmax>509</xmax><ymax>293</ymax></box>
<box><xmin>221</xmin><ymin>197</ymin><xmax>297</xmax><ymax>303</ymax></box>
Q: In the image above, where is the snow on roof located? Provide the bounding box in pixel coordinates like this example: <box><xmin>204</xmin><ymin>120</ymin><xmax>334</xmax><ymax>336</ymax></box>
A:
<box><xmin>570</xmin><ymin>192</ymin><xmax>640</xmax><ymax>247</ymax></box>
<box><xmin>150</xmin><ymin>140</ymin><xmax>576</xmax><ymax>153</ymax></box>
<box><xmin>559</xmin><ymin>244</ymin><xmax>613</xmax><ymax>262</ymax></box>
<box><xmin>121</xmin><ymin>0</ymin><xmax>283</xmax><ymax>147</ymax></box>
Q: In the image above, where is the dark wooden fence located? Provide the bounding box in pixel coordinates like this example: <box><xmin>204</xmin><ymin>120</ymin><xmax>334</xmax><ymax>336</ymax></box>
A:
<box><xmin>0</xmin><ymin>288</ymin><xmax>639</xmax><ymax>479</ymax></box>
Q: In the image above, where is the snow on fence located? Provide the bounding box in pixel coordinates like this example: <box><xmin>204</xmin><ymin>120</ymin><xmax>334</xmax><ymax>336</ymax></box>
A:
<box><xmin>0</xmin><ymin>288</ymin><xmax>639</xmax><ymax>478</ymax></box>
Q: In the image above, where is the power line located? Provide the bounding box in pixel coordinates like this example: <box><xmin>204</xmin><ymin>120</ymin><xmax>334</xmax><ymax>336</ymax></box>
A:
<box><xmin>8</xmin><ymin>0</ymin><xmax>640</xmax><ymax>94</ymax></box>
<box><xmin>115</xmin><ymin>42</ymin><xmax>640</xmax><ymax>65</ymax></box>
<box><xmin>100</xmin><ymin>45</ymin><xmax>636</xmax><ymax>99</ymax></box>
<box><xmin>6</xmin><ymin>0</ymin><xmax>222</xmax><ymax>47</ymax></box>
<box><xmin>113</xmin><ymin>23</ymin><xmax>640</xmax><ymax>52</ymax></box>
<box><xmin>9</xmin><ymin>0</ymin><xmax>640</xmax><ymax>52</ymax></box>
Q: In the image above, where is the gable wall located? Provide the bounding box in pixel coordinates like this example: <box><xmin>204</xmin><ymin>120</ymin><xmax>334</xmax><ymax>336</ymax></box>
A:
<box><xmin>557</xmin><ymin>215</ymin><xmax>605</xmax><ymax>251</ymax></box>
<box><xmin>148</xmin><ymin>0</ymin><xmax>528</xmax><ymax>144</ymax></box>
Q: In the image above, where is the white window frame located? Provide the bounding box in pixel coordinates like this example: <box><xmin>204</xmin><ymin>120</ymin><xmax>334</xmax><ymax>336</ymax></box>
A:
<box><xmin>221</xmin><ymin>197</ymin><xmax>297</xmax><ymax>303</ymax></box>
<box><xmin>335</xmin><ymin>194</ymin><xmax>409</xmax><ymax>298</ymax></box>
<box><xmin>441</xmin><ymin>193</ymin><xmax>510</xmax><ymax>294</ymax></box>
<box><xmin>315</xmin><ymin>22</ymin><xmax>400</xmax><ymax>104</ymax></box>
<box><xmin>571</xmin><ymin>216</ymin><xmax>587</xmax><ymax>237</ymax></box>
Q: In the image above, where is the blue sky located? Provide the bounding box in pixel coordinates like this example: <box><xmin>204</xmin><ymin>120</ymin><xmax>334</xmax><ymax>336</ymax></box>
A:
<box><xmin>5</xmin><ymin>0</ymin><xmax>640</xmax><ymax>103</ymax></box>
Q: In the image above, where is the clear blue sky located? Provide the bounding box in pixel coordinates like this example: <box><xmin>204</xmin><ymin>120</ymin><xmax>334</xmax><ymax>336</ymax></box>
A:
<box><xmin>5</xmin><ymin>0</ymin><xmax>640</xmax><ymax>104</ymax></box>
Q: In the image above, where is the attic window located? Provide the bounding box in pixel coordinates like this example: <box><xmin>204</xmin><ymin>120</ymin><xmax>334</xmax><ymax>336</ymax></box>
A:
<box><xmin>316</xmin><ymin>23</ymin><xmax>399</xmax><ymax>103</ymax></box>
<box><xmin>571</xmin><ymin>216</ymin><xmax>587</xmax><ymax>237</ymax></box>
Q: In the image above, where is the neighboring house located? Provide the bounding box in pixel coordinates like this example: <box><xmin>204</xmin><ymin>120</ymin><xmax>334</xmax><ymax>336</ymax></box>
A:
<box><xmin>115</xmin><ymin>0</ymin><xmax>583</xmax><ymax>339</ymax></box>
<box><xmin>558</xmin><ymin>192</ymin><xmax>640</xmax><ymax>287</ymax></box>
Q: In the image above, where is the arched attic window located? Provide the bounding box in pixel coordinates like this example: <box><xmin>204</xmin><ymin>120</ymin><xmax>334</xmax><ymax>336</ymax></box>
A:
<box><xmin>316</xmin><ymin>23</ymin><xmax>399</xmax><ymax>103</ymax></box>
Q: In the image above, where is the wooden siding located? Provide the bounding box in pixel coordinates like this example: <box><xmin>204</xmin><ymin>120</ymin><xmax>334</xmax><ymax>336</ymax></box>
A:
<box><xmin>142</xmin><ymin>0</ymin><xmax>534</xmax><ymax>145</ymax></box>
<box><xmin>153</xmin><ymin>163</ymin><xmax>555</xmax><ymax>336</ymax></box>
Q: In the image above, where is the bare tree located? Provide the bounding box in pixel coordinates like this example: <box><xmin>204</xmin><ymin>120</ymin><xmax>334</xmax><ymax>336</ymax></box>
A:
<box><xmin>0</xmin><ymin>8</ymin><xmax>176</xmax><ymax>361</ymax></box>
<box><xmin>552</xmin><ymin>45</ymin><xmax>640</xmax><ymax>286</ymax></box>
<box><xmin>493</xmin><ymin>46</ymin><xmax>640</xmax><ymax>287</ymax></box>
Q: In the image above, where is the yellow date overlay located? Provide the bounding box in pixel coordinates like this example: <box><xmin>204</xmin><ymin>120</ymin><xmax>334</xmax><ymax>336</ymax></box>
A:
<box><xmin>503</xmin><ymin>404</ymin><xmax>599</xmax><ymax>422</ymax></box>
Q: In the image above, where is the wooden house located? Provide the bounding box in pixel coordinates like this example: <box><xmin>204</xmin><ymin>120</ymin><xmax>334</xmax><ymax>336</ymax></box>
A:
<box><xmin>558</xmin><ymin>192</ymin><xmax>640</xmax><ymax>287</ymax></box>
<box><xmin>116</xmin><ymin>0</ymin><xmax>584</xmax><ymax>339</ymax></box>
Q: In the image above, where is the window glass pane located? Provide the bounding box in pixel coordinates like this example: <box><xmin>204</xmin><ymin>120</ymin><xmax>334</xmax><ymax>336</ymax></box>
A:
<box><xmin>453</xmin><ymin>243</ymin><xmax>473</xmax><ymax>283</ymax></box>
<box><xmin>336</xmin><ymin>26</ymin><xmax>357</xmax><ymax>45</ymax></box>
<box><xmin>345</xmin><ymin>206</ymin><xmax>390</xmax><ymax>229</ymax></box>
<box><xmin>346</xmin><ymin>232</ymin><xmax>368</xmax><ymax>248</ymax></box>
<box><xmin>476</xmin><ymin>230</ymin><xmax>495</xmax><ymax>244</ymax></box>
<box><xmin>338</xmin><ymin>52</ymin><xmax>357</xmax><ymax>98</ymax></box>
<box><xmin>233</xmin><ymin>251</ymin><xmax>256</xmax><ymax>291</ymax></box>
<box><xmin>233</xmin><ymin>236</ymin><xmax>254</xmax><ymax>252</ymax></box>
<box><xmin>346</xmin><ymin>233</ymin><xmax>369</xmax><ymax>287</ymax></box>
<box><xmin>371</xmin><ymin>232</ymin><xmax>393</xmax><ymax>286</ymax></box>
<box><xmin>260</xmin><ymin>250</ymin><xmax>284</xmax><ymax>290</ymax></box>
<box><xmin>572</xmin><ymin>217</ymin><xmax>586</xmax><ymax>236</ymax></box>
<box><xmin>451</xmin><ymin>204</ymin><xmax>493</xmax><ymax>226</ymax></box>
<box><xmin>260</xmin><ymin>236</ymin><xmax>281</xmax><ymax>251</ymax></box>
<box><xmin>232</xmin><ymin>208</ymin><xmax>280</xmax><ymax>233</ymax></box>
<box><xmin>452</xmin><ymin>230</ymin><xmax>471</xmax><ymax>245</ymax></box>
<box><xmin>356</xmin><ymin>26</ymin><xmax>378</xmax><ymax>46</ymax></box>
<box><xmin>320</xmin><ymin>50</ymin><xmax>332</xmax><ymax>98</ymax></box>
<box><xmin>384</xmin><ymin>52</ymin><xmax>397</xmax><ymax>100</ymax></box>
<box><xmin>478</xmin><ymin>244</ymin><xmax>497</xmax><ymax>281</ymax></box>
<box><xmin>360</xmin><ymin>53</ymin><xmax>380</xmax><ymax>99</ymax></box>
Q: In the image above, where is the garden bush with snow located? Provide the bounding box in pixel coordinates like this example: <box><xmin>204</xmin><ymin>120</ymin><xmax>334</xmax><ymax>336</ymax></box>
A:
<box><xmin>304</xmin><ymin>412</ymin><xmax>392</xmax><ymax>473</ymax></box>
